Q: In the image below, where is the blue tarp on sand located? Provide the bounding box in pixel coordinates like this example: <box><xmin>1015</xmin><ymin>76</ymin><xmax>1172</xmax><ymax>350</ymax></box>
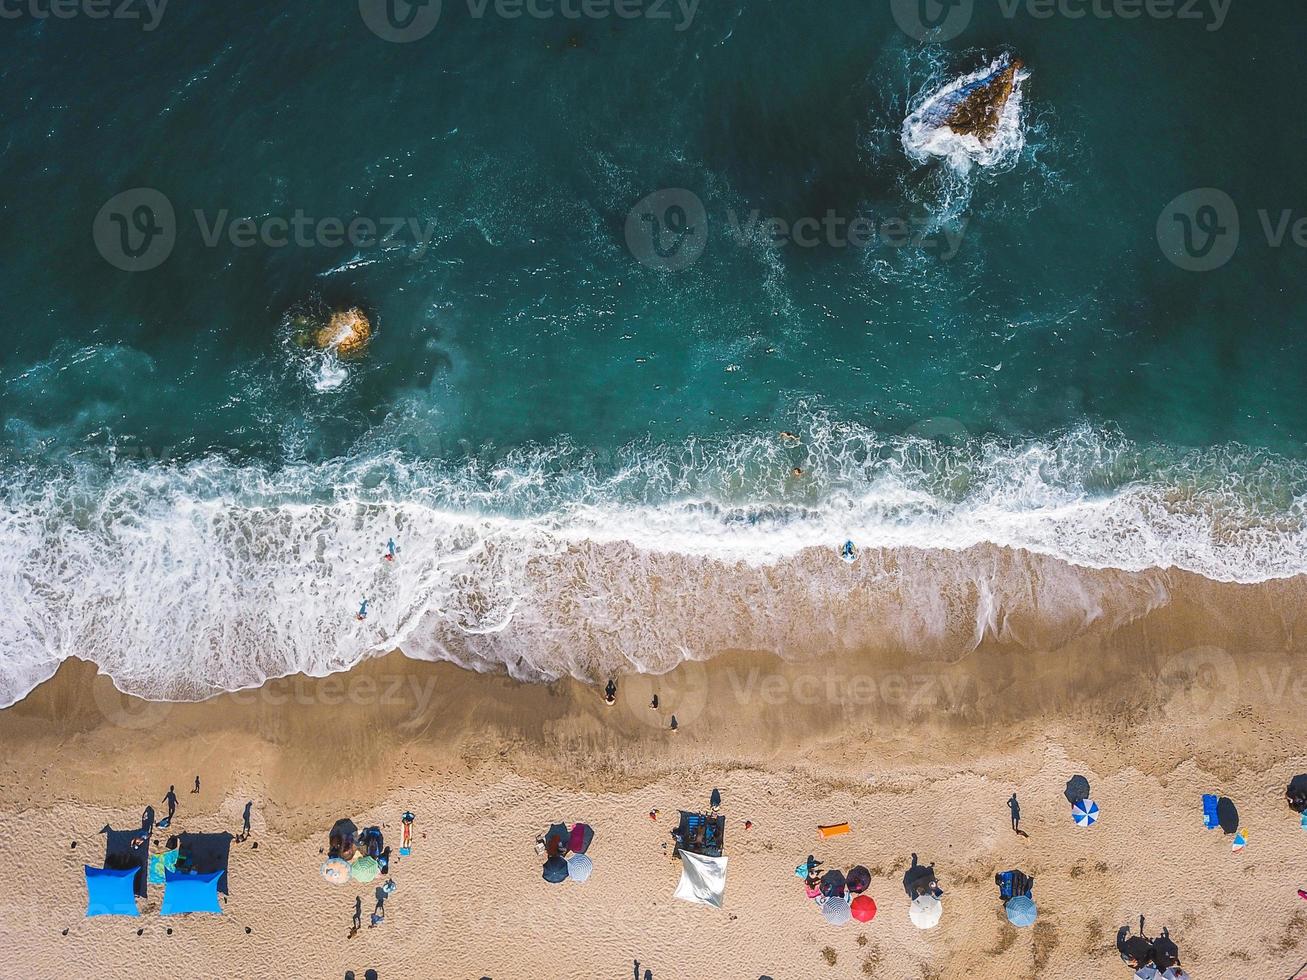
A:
<box><xmin>84</xmin><ymin>865</ymin><xmax>141</xmax><ymax>917</ymax></box>
<box><xmin>161</xmin><ymin>870</ymin><xmax>224</xmax><ymax>915</ymax></box>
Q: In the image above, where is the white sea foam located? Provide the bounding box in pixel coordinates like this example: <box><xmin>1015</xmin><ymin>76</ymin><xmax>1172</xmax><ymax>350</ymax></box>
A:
<box><xmin>2</xmin><ymin>422</ymin><xmax>1305</xmax><ymax>707</ymax></box>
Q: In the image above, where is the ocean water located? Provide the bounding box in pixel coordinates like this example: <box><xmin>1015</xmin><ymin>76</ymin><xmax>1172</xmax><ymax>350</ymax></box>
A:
<box><xmin>1</xmin><ymin>0</ymin><xmax>1305</xmax><ymax>704</ymax></box>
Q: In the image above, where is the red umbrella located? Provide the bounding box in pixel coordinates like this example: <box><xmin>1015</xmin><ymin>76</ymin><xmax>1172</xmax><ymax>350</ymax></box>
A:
<box><xmin>851</xmin><ymin>895</ymin><xmax>877</xmax><ymax>922</ymax></box>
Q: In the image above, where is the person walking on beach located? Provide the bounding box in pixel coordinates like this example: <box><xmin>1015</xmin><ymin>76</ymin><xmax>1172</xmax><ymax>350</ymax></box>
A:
<box><xmin>351</xmin><ymin>895</ymin><xmax>362</xmax><ymax>934</ymax></box>
<box><xmin>1008</xmin><ymin>793</ymin><xmax>1026</xmax><ymax>836</ymax></box>
<box><xmin>162</xmin><ymin>785</ymin><xmax>178</xmax><ymax>820</ymax></box>
<box><xmin>242</xmin><ymin>801</ymin><xmax>253</xmax><ymax>837</ymax></box>
<box><xmin>192</xmin><ymin>776</ymin><xmax>200</xmax><ymax>794</ymax></box>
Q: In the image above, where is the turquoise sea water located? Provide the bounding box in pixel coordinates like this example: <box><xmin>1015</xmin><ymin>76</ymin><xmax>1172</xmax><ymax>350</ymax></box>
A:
<box><xmin>1</xmin><ymin>0</ymin><xmax>1304</xmax><ymax>703</ymax></box>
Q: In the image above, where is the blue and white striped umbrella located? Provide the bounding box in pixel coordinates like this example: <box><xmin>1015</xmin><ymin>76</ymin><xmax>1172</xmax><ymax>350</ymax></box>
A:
<box><xmin>1073</xmin><ymin>799</ymin><xmax>1100</xmax><ymax>826</ymax></box>
<box><xmin>1005</xmin><ymin>895</ymin><xmax>1037</xmax><ymax>927</ymax></box>
<box><xmin>566</xmin><ymin>853</ymin><xmax>594</xmax><ymax>883</ymax></box>
<box><xmin>821</xmin><ymin>896</ymin><xmax>852</xmax><ymax>925</ymax></box>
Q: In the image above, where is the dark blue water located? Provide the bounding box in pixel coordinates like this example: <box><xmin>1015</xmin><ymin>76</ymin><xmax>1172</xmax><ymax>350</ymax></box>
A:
<box><xmin>1</xmin><ymin>0</ymin><xmax>1304</xmax><ymax>703</ymax></box>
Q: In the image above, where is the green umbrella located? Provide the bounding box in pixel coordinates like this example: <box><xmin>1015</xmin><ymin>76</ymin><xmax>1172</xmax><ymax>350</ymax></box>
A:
<box><xmin>350</xmin><ymin>856</ymin><xmax>380</xmax><ymax>883</ymax></box>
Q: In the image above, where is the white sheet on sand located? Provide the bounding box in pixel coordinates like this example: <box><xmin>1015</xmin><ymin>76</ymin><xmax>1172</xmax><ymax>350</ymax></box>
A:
<box><xmin>674</xmin><ymin>851</ymin><xmax>727</xmax><ymax>908</ymax></box>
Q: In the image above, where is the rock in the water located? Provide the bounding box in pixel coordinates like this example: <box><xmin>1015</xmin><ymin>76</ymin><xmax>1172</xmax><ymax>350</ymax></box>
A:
<box><xmin>901</xmin><ymin>53</ymin><xmax>1030</xmax><ymax>172</ymax></box>
<box><xmin>943</xmin><ymin>55</ymin><xmax>1024</xmax><ymax>142</ymax></box>
<box><xmin>313</xmin><ymin>308</ymin><xmax>371</xmax><ymax>358</ymax></box>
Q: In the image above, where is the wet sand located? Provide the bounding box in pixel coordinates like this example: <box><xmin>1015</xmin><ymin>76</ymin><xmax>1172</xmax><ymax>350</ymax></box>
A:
<box><xmin>4</xmin><ymin>564</ymin><xmax>1307</xmax><ymax>979</ymax></box>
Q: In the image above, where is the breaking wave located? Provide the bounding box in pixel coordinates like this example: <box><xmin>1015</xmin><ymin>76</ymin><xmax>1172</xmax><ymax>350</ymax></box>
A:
<box><xmin>2</xmin><ymin>419</ymin><xmax>1306</xmax><ymax>707</ymax></box>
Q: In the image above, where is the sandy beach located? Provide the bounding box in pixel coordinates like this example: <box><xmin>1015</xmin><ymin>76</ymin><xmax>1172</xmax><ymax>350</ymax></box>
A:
<box><xmin>4</xmin><ymin>550</ymin><xmax>1307</xmax><ymax>980</ymax></box>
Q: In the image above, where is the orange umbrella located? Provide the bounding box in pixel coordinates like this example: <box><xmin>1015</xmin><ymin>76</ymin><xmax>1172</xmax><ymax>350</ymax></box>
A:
<box><xmin>851</xmin><ymin>895</ymin><xmax>877</xmax><ymax>922</ymax></box>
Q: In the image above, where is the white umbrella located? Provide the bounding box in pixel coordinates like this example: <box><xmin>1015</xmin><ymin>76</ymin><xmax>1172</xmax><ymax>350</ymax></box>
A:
<box><xmin>909</xmin><ymin>894</ymin><xmax>942</xmax><ymax>929</ymax></box>
<box><xmin>822</xmin><ymin>896</ymin><xmax>851</xmax><ymax>925</ymax></box>
<box><xmin>319</xmin><ymin>857</ymin><xmax>350</xmax><ymax>885</ymax></box>
<box><xmin>566</xmin><ymin>853</ymin><xmax>593</xmax><ymax>883</ymax></box>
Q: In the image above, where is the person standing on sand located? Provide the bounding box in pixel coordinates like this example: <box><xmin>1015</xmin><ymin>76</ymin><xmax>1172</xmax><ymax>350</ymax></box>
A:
<box><xmin>1008</xmin><ymin>793</ymin><xmax>1022</xmax><ymax>834</ymax></box>
<box><xmin>352</xmin><ymin>896</ymin><xmax>362</xmax><ymax>933</ymax></box>
<box><xmin>242</xmin><ymin>801</ymin><xmax>253</xmax><ymax>837</ymax></box>
<box><xmin>192</xmin><ymin>776</ymin><xmax>200</xmax><ymax>794</ymax></box>
<box><xmin>163</xmin><ymin>785</ymin><xmax>178</xmax><ymax>820</ymax></box>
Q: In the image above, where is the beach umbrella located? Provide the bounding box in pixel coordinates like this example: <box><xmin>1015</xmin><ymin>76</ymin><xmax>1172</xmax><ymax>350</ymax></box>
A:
<box><xmin>822</xmin><ymin>896</ymin><xmax>852</xmax><ymax>925</ymax></box>
<box><xmin>566</xmin><ymin>853</ymin><xmax>593</xmax><ymax>883</ymax></box>
<box><xmin>1072</xmin><ymin>799</ymin><xmax>1099</xmax><ymax>826</ymax></box>
<box><xmin>909</xmin><ymin>895</ymin><xmax>942</xmax><ymax>930</ymax></box>
<box><xmin>1064</xmin><ymin>775</ymin><xmax>1091</xmax><ymax>805</ymax></box>
<box><xmin>542</xmin><ymin>855</ymin><xmax>568</xmax><ymax>884</ymax></box>
<box><xmin>545</xmin><ymin>823</ymin><xmax>569</xmax><ymax>851</ymax></box>
<box><xmin>846</xmin><ymin>866</ymin><xmax>871</xmax><ymax>894</ymax></box>
<box><xmin>350</xmin><ymin>856</ymin><xmax>380</xmax><ymax>883</ymax></box>
<box><xmin>851</xmin><ymin>895</ymin><xmax>877</xmax><ymax>922</ymax></box>
<box><xmin>1005</xmin><ymin>895</ymin><xmax>1037</xmax><ymax>927</ymax></box>
<box><xmin>568</xmin><ymin>823</ymin><xmax>594</xmax><ymax>854</ymax></box>
<box><xmin>1122</xmin><ymin>936</ymin><xmax>1154</xmax><ymax>964</ymax></box>
<box><xmin>820</xmin><ymin>869</ymin><xmax>846</xmax><ymax>898</ymax></box>
<box><xmin>319</xmin><ymin>858</ymin><xmax>350</xmax><ymax>885</ymax></box>
<box><xmin>1216</xmin><ymin>796</ymin><xmax>1239</xmax><ymax>834</ymax></box>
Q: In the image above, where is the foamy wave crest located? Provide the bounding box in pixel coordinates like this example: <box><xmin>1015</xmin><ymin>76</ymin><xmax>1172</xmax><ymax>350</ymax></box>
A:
<box><xmin>902</xmin><ymin>53</ymin><xmax>1030</xmax><ymax>173</ymax></box>
<box><xmin>2</xmin><ymin>422</ymin><xmax>1306</xmax><ymax>706</ymax></box>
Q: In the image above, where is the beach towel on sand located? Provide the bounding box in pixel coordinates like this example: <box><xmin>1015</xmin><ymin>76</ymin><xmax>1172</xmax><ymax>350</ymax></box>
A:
<box><xmin>1201</xmin><ymin>794</ymin><xmax>1219</xmax><ymax>829</ymax></box>
<box><xmin>148</xmin><ymin>848</ymin><xmax>179</xmax><ymax>885</ymax></box>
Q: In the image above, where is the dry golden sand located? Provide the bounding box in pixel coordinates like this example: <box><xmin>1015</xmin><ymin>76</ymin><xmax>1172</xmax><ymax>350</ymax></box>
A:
<box><xmin>4</xmin><ymin>566</ymin><xmax>1307</xmax><ymax>979</ymax></box>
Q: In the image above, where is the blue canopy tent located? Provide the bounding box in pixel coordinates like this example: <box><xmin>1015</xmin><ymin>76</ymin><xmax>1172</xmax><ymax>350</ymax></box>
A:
<box><xmin>84</xmin><ymin>865</ymin><xmax>141</xmax><ymax>917</ymax></box>
<box><xmin>161</xmin><ymin>870</ymin><xmax>224</xmax><ymax>915</ymax></box>
<box><xmin>177</xmin><ymin>832</ymin><xmax>233</xmax><ymax>895</ymax></box>
<box><xmin>100</xmin><ymin>824</ymin><xmax>149</xmax><ymax>897</ymax></box>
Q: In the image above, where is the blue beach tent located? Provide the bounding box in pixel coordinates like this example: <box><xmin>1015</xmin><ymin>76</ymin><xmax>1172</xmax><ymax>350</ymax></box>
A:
<box><xmin>84</xmin><ymin>865</ymin><xmax>141</xmax><ymax>917</ymax></box>
<box><xmin>161</xmin><ymin>870</ymin><xmax>224</xmax><ymax>915</ymax></box>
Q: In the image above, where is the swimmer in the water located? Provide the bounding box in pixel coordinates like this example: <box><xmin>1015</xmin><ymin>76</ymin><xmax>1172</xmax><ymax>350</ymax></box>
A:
<box><xmin>791</xmin><ymin>467</ymin><xmax>804</xmax><ymax>477</ymax></box>
<box><xmin>356</xmin><ymin>599</ymin><xmax>369</xmax><ymax>621</ymax></box>
<box><xmin>384</xmin><ymin>538</ymin><xmax>398</xmax><ymax>562</ymax></box>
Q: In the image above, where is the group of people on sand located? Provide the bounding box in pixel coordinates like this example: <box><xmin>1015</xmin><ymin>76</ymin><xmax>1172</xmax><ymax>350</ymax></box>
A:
<box><xmin>603</xmin><ymin>678</ymin><xmax>678</xmax><ymax>731</ymax></box>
